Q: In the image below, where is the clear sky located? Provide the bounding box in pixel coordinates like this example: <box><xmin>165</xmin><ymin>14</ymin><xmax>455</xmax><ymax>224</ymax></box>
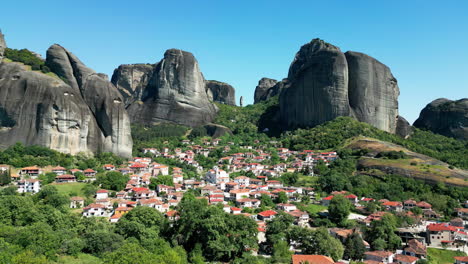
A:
<box><xmin>1</xmin><ymin>0</ymin><xmax>467</xmax><ymax>123</ymax></box>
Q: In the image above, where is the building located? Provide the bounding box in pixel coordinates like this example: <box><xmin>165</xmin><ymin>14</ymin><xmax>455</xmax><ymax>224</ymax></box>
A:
<box><xmin>17</xmin><ymin>179</ymin><xmax>41</xmax><ymax>193</ymax></box>
<box><xmin>364</xmin><ymin>251</ymin><xmax>395</xmax><ymax>263</ymax></box>
<box><xmin>20</xmin><ymin>166</ymin><xmax>42</xmax><ymax>178</ymax></box>
<box><xmin>426</xmin><ymin>223</ymin><xmax>461</xmax><ymax>247</ymax></box>
<box><xmin>51</xmin><ymin>166</ymin><xmax>66</xmax><ymax>176</ymax></box>
<box><xmin>292</xmin><ymin>255</ymin><xmax>335</xmax><ymax>264</ymax></box>
<box><xmin>82</xmin><ymin>203</ymin><xmax>108</xmax><ymax>217</ymax></box>
<box><xmin>70</xmin><ymin>196</ymin><xmax>85</xmax><ymax>208</ymax></box>
<box><xmin>96</xmin><ymin>189</ymin><xmax>109</xmax><ymax>199</ymax></box>
<box><xmin>55</xmin><ymin>174</ymin><xmax>76</xmax><ymax>183</ymax></box>
<box><xmin>257</xmin><ymin>210</ymin><xmax>277</xmax><ymax>221</ymax></box>
<box><xmin>394</xmin><ymin>254</ymin><xmax>419</xmax><ymax>264</ymax></box>
<box><xmin>454</xmin><ymin>257</ymin><xmax>468</xmax><ymax>264</ymax></box>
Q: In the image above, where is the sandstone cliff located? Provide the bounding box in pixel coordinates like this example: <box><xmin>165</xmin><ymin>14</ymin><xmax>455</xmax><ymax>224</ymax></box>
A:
<box><xmin>205</xmin><ymin>80</ymin><xmax>236</xmax><ymax>106</ymax></box>
<box><xmin>254</xmin><ymin>78</ymin><xmax>277</xmax><ymax>103</ymax></box>
<box><xmin>414</xmin><ymin>98</ymin><xmax>467</xmax><ymax>140</ymax></box>
<box><xmin>279</xmin><ymin>39</ymin><xmax>400</xmax><ymax>134</ymax></box>
<box><xmin>111</xmin><ymin>64</ymin><xmax>155</xmax><ymax>104</ymax></box>
<box><xmin>0</xmin><ymin>40</ymin><xmax>132</xmax><ymax>157</ymax></box>
<box><xmin>114</xmin><ymin>49</ymin><xmax>218</xmax><ymax>127</ymax></box>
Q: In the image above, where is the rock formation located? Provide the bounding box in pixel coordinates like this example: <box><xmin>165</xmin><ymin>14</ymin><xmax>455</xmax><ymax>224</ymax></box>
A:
<box><xmin>395</xmin><ymin>116</ymin><xmax>413</xmax><ymax>139</ymax></box>
<box><xmin>111</xmin><ymin>64</ymin><xmax>154</xmax><ymax>104</ymax></box>
<box><xmin>0</xmin><ymin>39</ymin><xmax>132</xmax><ymax>157</ymax></box>
<box><xmin>205</xmin><ymin>80</ymin><xmax>236</xmax><ymax>106</ymax></box>
<box><xmin>280</xmin><ymin>39</ymin><xmax>352</xmax><ymax>129</ymax></box>
<box><xmin>0</xmin><ymin>30</ymin><xmax>6</xmax><ymax>62</ymax></box>
<box><xmin>345</xmin><ymin>51</ymin><xmax>399</xmax><ymax>133</ymax></box>
<box><xmin>119</xmin><ymin>49</ymin><xmax>218</xmax><ymax>127</ymax></box>
<box><xmin>279</xmin><ymin>38</ymin><xmax>400</xmax><ymax>134</ymax></box>
<box><xmin>413</xmin><ymin>98</ymin><xmax>468</xmax><ymax>140</ymax></box>
<box><xmin>240</xmin><ymin>96</ymin><xmax>244</xmax><ymax>107</ymax></box>
<box><xmin>254</xmin><ymin>78</ymin><xmax>277</xmax><ymax>103</ymax></box>
<box><xmin>203</xmin><ymin>123</ymin><xmax>233</xmax><ymax>138</ymax></box>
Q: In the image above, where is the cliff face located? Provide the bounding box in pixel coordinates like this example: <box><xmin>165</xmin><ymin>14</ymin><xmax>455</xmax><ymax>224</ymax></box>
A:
<box><xmin>254</xmin><ymin>78</ymin><xmax>277</xmax><ymax>103</ymax></box>
<box><xmin>0</xmin><ymin>40</ymin><xmax>132</xmax><ymax>157</ymax></box>
<box><xmin>114</xmin><ymin>49</ymin><xmax>218</xmax><ymax>127</ymax></box>
<box><xmin>279</xmin><ymin>39</ymin><xmax>400</xmax><ymax>133</ymax></box>
<box><xmin>280</xmin><ymin>39</ymin><xmax>351</xmax><ymax>129</ymax></box>
<box><xmin>414</xmin><ymin>98</ymin><xmax>468</xmax><ymax>140</ymax></box>
<box><xmin>0</xmin><ymin>31</ymin><xmax>6</xmax><ymax>62</ymax></box>
<box><xmin>345</xmin><ymin>51</ymin><xmax>399</xmax><ymax>133</ymax></box>
<box><xmin>205</xmin><ymin>80</ymin><xmax>236</xmax><ymax>106</ymax></box>
<box><xmin>111</xmin><ymin>64</ymin><xmax>155</xmax><ymax>104</ymax></box>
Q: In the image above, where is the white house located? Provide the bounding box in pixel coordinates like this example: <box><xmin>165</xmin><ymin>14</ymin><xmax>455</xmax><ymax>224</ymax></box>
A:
<box><xmin>82</xmin><ymin>203</ymin><xmax>108</xmax><ymax>217</ymax></box>
<box><xmin>17</xmin><ymin>179</ymin><xmax>41</xmax><ymax>193</ymax></box>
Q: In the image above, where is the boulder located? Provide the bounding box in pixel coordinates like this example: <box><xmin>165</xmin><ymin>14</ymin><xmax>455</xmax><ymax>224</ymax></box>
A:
<box><xmin>254</xmin><ymin>77</ymin><xmax>277</xmax><ymax>103</ymax></box>
<box><xmin>203</xmin><ymin>123</ymin><xmax>233</xmax><ymax>138</ymax></box>
<box><xmin>0</xmin><ymin>30</ymin><xmax>6</xmax><ymax>62</ymax></box>
<box><xmin>111</xmin><ymin>64</ymin><xmax>155</xmax><ymax>104</ymax></box>
<box><xmin>122</xmin><ymin>49</ymin><xmax>218</xmax><ymax>127</ymax></box>
<box><xmin>345</xmin><ymin>51</ymin><xmax>399</xmax><ymax>133</ymax></box>
<box><xmin>45</xmin><ymin>44</ymin><xmax>133</xmax><ymax>157</ymax></box>
<box><xmin>280</xmin><ymin>39</ymin><xmax>351</xmax><ymax>129</ymax></box>
<box><xmin>413</xmin><ymin>98</ymin><xmax>468</xmax><ymax>140</ymax></box>
<box><xmin>395</xmin><ymin>116</ymin><xmax>413</xmax><ymax>139</ymax></box>
<box><xmin>205</xmin><ymin>80</ymin><xmax>236</xmax><ymax>106</ymax></box>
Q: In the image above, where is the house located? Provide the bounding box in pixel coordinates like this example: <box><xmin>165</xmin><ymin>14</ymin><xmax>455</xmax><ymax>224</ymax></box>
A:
<box><xmin>287</xmin><ymin>210</ymin><xmax>310</xmax><ymax>227</ymax></box>
<box><xmin>229</xmin><ymin>189</ymin><xmax>250</xmax><ymax>201</ymax></box>
<box><xmin>0</xmin><ymin>164</ymin><xmax>9</xmax><ymax>172</ymax></box>
<box><xmin>102</xmin><ymin>164</ymin><xmax>115</xmax><ymax>171</ymax></box>
<box><xmin>266</xmin><ymin>180</ymin><xmax>282</xmax><ymax>188</ymax></box>
<box><xmin>454</xmin><ymin>257</ymin><xmax>468</xmax><ymax>264</ymax></box>
<box><xmin>153</xmin><ymin>165</ymin><xmax>169</xmax><ymax>176</ymax></box>
<box><xmin>345</xmin><ymin>194</ymin><xmax>359</xmax><ymax>204</ymax></box>
<box><xmin>291</xmin><ymin>255</ymin><xmax>334</xmax><ymax>264</ymax></box>
<box><xmin>20</xmin><ymin>166</ymin><xmax>42</xmax><ymax>178</ymax></box>
<box><xmin>403</xmin><ymin>239</ymin><xmax>426</xmax><ymax>258</ymax></box>
<box><xmin>277</xmin><ymin>203</ymin><xmax>297</xmax><ymax>212</ymax></box>
<box><xmin>55</xmin><ymin>174</ymin><xmax>76</xmax><ymax>183</ymax></box>
<box><xmin>17</xmin><ymin>179</ymin><xmax>41</xmax><ymax>193</ymax></box>
<box><xmin>236</xmin><ymin>198</ymin><xmax>261</xmax><ymax>208</ymax></box>
<box><xmin>70</xmin><ymin>196</ymin><xmax>85</xmax><ymax>208</ymax></box>
<box><xmin>426</xmin><ymin>223</ymin><xmax>460</xmax><ymax>247</ymax></box>
<box><xmin>394</xmin><ymin>254</ymin><xmax>419</xmax><ymax>264</ymax></box>
<box><xmin>205</xmin><ymin>167</ymin><xmax>229</xmax><ymax>184</ymax></box>
<box><xmin>364</xmin><ymin>251</ymin><xmax>395</xmax><ymax>263</ymax></box>
<box><xmin>96</xmin><ymin>189</ymin><xmax>109</xmax><ymax>199</ymax></box>
<box><xmin>234</xmin><ymin>176</ymin><xmax>251</xmax><ymax>186</ymax></box>
<box><xmin>456</xmin><ymin>208</ymin><xmax>468</xmax><ymax>220</ymax></box>
<box><xmin>84</xmin><ymin>168</ymin><xmax>96</xmax><ymax>179</ymax></box>
<box><xmin>82</xmin><ymin>203</ymin><xmax>108</xmax><ymax>217</ymax></box>
<box><xmin>382</xmin><ymin>201</ymin><xmax>403</xmax><ymax>212</ymax></box>
<box><xmin>322</xmin><ymin>195</ymin><xmax>334</xmax><ymax>206</ymax></box>
<box><xmin>257</xmin><ymin>210</ymin><xmax>277</xmax><ymax>221</ymax></box>
<box><xmin>51</xmin><ymin>166</ymin><xmax>66</xmax><ymax>176</ymax></box>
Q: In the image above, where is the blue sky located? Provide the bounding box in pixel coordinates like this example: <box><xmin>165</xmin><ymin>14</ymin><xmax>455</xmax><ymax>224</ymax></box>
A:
<box><xmin>1</xmin><ymin>0</ymin><xmax>467</xmax><ymax>123</ymax></box>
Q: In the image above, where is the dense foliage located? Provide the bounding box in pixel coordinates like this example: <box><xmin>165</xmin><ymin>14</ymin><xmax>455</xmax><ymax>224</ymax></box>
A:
<box><xmin>4</xmin><ymin>48</ymin><xmax>50</xmax><ymax>73</ymax></box>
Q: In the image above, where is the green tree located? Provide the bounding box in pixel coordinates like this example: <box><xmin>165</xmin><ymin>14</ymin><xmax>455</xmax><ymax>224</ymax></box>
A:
<box><xmin>343</xmin><ymin>232</ymin><xmax>365</xmax><ymax>260</ymax></box>
<box><xmin>103</xmin><ymin>242</ymin><xmax>156</xmax><ymax>264</ymax></box>
<box><xmin>367</xmin><ymin>213</ymin><xmax>401</xmax><ymax>250</ymax></box>
<box><xmin>149</xmin><ymin>175</ymin><xmax>174</xmax><ymax>189</ymax></box>
<box><xmin>275</xmin><ymin>191</ymin><xmax>288</xmax><ymax>204</ymax></box>
<box><xmin>96</xmin><ymin>171</ymin><xmax>129</xmax><ymax>191</ymax></box>
<box><xmin>272</xmin><ymin>240</ymin><xmax>292</xmax><ymax>263</ymax></box>
<box><xmin>0</xmin><ymin>171</ymin><xmax>11</xmax><ymax>185</ymax></box>
<box><xmin>328</xmin><ymin>195</ymin><xmax>352</xmax><ymax>226</ymax></box>
<box><xmin>259</xmin><ymin>194</ymin><xmax>275</xmax><ymax>207</ymax></box>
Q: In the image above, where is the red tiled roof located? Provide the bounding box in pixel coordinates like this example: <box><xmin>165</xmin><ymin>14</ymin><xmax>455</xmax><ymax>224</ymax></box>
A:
<box><xmin>292</xmin><ymin>255</ymin><xmax>335</xmax><ymax>264</ymax></box>
<box><xmin>258</xmin><ymin>210</ymin><xmax>277</xmax><ymax>217</ymax></box>
<box><xmin>427</xmin><ymin>223</ymin><xmax>459</xmax><ymax>232</ymax></box>
<box><xmin>96</xmin><ymin>189</ymin><xmax>108</xmax><ymax>193</ymax></box>
<box><xmin>454</xmin><ymin>257</ymin><xmax>468</xmax><ymax>262</ymax></box>
<box><xmin>395</xmin><ymin>254</ymin><xmax>419</xmax><ymax>263</ymax></box>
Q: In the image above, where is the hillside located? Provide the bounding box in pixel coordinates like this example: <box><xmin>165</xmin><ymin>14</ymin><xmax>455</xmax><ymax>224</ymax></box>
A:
<box><xmin>346</xmin><ymin>137</ymin><xmax>468</xmax><ymax>187</ymax></box>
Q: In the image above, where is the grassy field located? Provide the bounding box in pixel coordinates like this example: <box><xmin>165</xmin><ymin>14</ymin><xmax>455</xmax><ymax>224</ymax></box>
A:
<box><xmin>297</xmin><ymin>203</ymin><xmax>327</xmax><ymax>216</ymax></box>
<box><xmin>50</xmin><ymin>182</ymin><xmax>87</xmax><ymax>197</ymax></box>
<box><xmin>428</xmin><ymin>248</ymin><xmax>466</xmax><ymax>264</ymax></box>
<box><xmin>56</xmin><ymin>254</ymin><xmax>102</xmax><ymax>264</ymax></box>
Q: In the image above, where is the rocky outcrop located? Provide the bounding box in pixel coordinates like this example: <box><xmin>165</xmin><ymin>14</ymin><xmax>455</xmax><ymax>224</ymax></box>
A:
<box><xmin>0</xmin><ymin>63</ymin><xmax>100</xmax><ymax>155</ymax></box>
<box><xmin>44</xmin><ymin>44</ymin><xmax>132</xmax><ymax>157</ymax></box>
<box><xmin>205</xmin><ymin>80</ymin><xmax>236</xmax><ymax>106</ymax></box>
<box><xmin>0</xmin><ymin>31</ymin><xmax>6</xmax><ymax>62</ymax></box>
<box><xmin>280</xmin><ymin>39</ymin><xmax>351</xmax><ymax>129</ymax></box>
<box><xmin>111</xmin><ymin>64</ymin><xmax>154</xmax><ymax>104</ymax></box>
<box><xmin>395</xmin><ymin>116</ymin><xmax>413</xmax><ymax>139</ymax></box>
<box><xmin>279</xmin><ymin>38</ymin><xmax>400</xmax><ymax>133</ymax></box>
<box><xmin>414</xmin><ymin>98</ymin><xmax>468</xmax><ymax>140</ymax></box>
<box><xmin>345</xmin><ymin>51</ymin><xmax>399</xmax><ymax>133</ymax></box>
<box><xmin>203</xmin><ymin>123</ymin><xmax>233</xmax><ymax>138</ymax></box>
<box><xmin>254</xmin><ymin>78</ymin><xmax>277</xmax><ymax>103</ymax></box>
<box><xmin>119</xmin><ymin>49</ymin><xmax>218</xmax><ymax>127</ymax></box>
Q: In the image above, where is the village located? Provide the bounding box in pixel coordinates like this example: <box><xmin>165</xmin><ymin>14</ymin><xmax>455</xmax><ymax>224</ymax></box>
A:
<box><xmin>3</xmin><ymin>137</ymin><xmax>468</xmax><ymax>264</ymax></box>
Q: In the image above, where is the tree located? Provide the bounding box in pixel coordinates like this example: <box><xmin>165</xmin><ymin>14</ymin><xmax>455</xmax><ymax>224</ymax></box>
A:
<box><xmin>367</xmin><ymin>213</ymin><xmax>401</xmax><ymax>250</ymax></box>
<box><xmin>75</xmin><ymin>171</ymin><xmax>86</xmax><ymax>181</ymax></box>
<box><xmin>0</xmin><ymin>171</ymin><xmax>11</xmax><ymax>186</ymax></box>
<box><xmin>82</xmin><ymin>184</ymin><xmax>99</xmax><ymax>197</ymax></box>
<box><xmin>84</xmin><ymin>230</ymin><xmax>124</xmax><ymax>256</ymax></box>
<box><xmin>275</xmin><ymin>191</ymin><xmax>288</xmax><ymax>204</ymax></box>
<box><xmin>35</xmin><ymin>185</ymin><xmax>69</xmax><ymax>208</ymax></box>
<box><xmin>272</xmin><ymin>240</ymin><xmax>292</xmax><ymax>263</ymax></box>
<box><xmin>328</xmin><ymin>195</ymin><xmax>352</xmax><ymax>226</ymax></box>
<box><xmin>96</xmin><ymin>171</ymin><xmax>129</xmax><ymax>191</ymax></box>
<box><xmin>287</xmin><ymin>226</ymin><xmax>343</xmax><ymax>261</ymax></box>
<box><xmin>343</xmin><ymin>232</ymin><xmax>365</xmax><ymax>260</ymax></box>
<box><xmin>103</xmin><ymin>242</ymin><xmax>156</xmax><ymax>264</ymax></box>
<box><xmin>149</xmin><ymin>175</ymin><xmax>174</xmax><ymax>189</ymax></box>
<box><xmin>265</xmin><ymin>212</ymin><xmax>295</xmax><ymax>250</ymax></box>
<box><xmin>259</xmin><ymin>194</ymin><xmax>275</xmax><ymax>207</ymax></box>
